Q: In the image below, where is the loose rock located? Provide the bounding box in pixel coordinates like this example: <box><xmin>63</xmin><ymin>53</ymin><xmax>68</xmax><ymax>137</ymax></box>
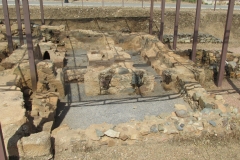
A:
<box><xmin>208</xmin><ymin>120</ymin><xmax>217</xmax><ymax>127</ymax></box>
<box><xmin>150</xmin><ymin>124</ymin><xmax>158</xmax><ymax>133</ymax></box>
<box><xmin>96</xmin><ymin>129</ymin><xmax>104</xmax><ymax>137</ymax></box>
<box><xmin>158</xmin><ymin>124</ymin><xmax>164</xmax><ymax>131</ymax></box>
<box><xmin>175</xmin><ymin>110</ymin><xmax>189</xmax><ymax>118</ymax></box>
<box><xmin>104</xmin><ymin>129</ymin><xmax>120</xmax><ymax>138</ymax></box>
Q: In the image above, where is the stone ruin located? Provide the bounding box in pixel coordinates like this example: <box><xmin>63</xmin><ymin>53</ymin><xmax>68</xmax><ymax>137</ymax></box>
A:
<box><xmin>177</xmin><ymin>49</ymin><xmax>240</xmax><ymax>80</ymax></box>
<box><xmin>85</xmin><ymin>48</ymin><xmax>155</xmax><ymax>96</ymax></box>
<box><xmin>0</xmin><ymin>23</ymin><xmax>66</xmax><ymax>159</ymax></box>
<box><xmin>0</xmin><ymin>22</ymin><xmax>240</xmax><ymax>159</ymax></box>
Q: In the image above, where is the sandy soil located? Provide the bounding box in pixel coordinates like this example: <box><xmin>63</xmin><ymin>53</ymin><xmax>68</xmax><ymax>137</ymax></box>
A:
<box><xmin>54</xmin><ymin>135</ymin><xmax>240</xmax><ymax>160</ymax></box>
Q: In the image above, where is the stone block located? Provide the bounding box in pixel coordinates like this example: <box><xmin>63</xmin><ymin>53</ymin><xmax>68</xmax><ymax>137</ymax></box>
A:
<box><xmin>42</xmin><ymin>121</ymin><xmax>54</xmax><ymax>132</ymax></box>
<box><xmin>0</xmin><ymin>91</ymin><xmax>26</xmax><ymax>127</ymax></box>
<box><xmin>115</xmin><ymin>51</ymin><xmax>131</xmax><ymax>61</ymax></box>
<box><xmin>192</xmin><ymin>89</ymin><xmax>207</xmax><ymax>101</ymax></box>
<box><xmin>174</xmin><ymin>104</ymin><xmax>188</xmax><ymax>111</ymax></box>
<box><xmin>49</xmin><ymin>96</ymin><xmax>58</xmax><ymax>107</ymax></box>
<box><xmin>87</xmin><ymin>50</ymin><xmax>115</xmax><ymax>66</ymax></box>
<box><xmin>214</xmin><ymin>102</ymin><xmax>227</xmax><ymax>113</ymax></box>
<box><xmin>45</xmin><ymin>50</ymin><xmax>65</xmax><ymax>68</ymax></box>
<box><xmin>40</xmin><ymin>25</ymin><xmax>65</xmax><ymax>32</ymax></box>
<box><xmin>20</xmin><ymin>131</ymin><xmax>52</xmax><ymax>159</ymax></box>
<box><xmin>84</xmin><ymin>71</ymin><xmax>100</xmax><ymax>96</ymax></box>
<box><xmin>199</xmin><ymin>96</ymin><xmax>215</xmax><ymax>109</ymax></box>
<box><xmin>215</xmin><ymin>95</ymin><xmax>223</xmax><ymax>101</ymax></box>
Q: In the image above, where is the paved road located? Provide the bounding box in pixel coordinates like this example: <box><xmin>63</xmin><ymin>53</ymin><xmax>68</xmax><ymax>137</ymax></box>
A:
<box><xmin>1</xmin><ymin>0</ymin><xmax>240</xmax><ymax>10</ymax></box>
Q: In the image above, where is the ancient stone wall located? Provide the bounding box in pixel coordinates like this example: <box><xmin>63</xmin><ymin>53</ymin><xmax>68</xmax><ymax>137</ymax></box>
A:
<box><xmin>177</xmin><ymin>49</ymin><xmax>240</xmax><ymax>79</ymax></box>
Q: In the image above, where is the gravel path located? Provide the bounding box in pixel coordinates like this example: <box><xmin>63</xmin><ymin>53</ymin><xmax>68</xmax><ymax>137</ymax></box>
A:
<box><xmin>56</xmin><ymin>95</ymin><xmax>189</xmax><ymax>129</ymax></box>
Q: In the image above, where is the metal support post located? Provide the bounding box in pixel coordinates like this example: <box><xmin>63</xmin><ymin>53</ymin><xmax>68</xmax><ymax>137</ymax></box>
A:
<box><xmin>142</xmin><ymin>0</ymin><xmax>143</xmax><ymax>8</ymax></box>
<box><xmin>122</xmin><ymin>0</ymin><xmax>124</xmax><ymax>7</ymax></box>
<box><xmin>0</xmin><ymin>123</ymin><xmax>7</xmax><ymax>160</ymax></box>
<box><xmin>159</xmin><ymin>0</ymin><xmax>165</xmax><ymax>41</ymax></box>
<box><xmin>214</xmin><ymin>0</ymin><xmax>217</xmax><ymax>11</ymax></box>
<box><xmin>2</xmin><ymin>0</ymin><xmax>14</xmax><ymax>54</ymax></box>
<box><xmin>173</xmin><ymin>0</ymin><xmax>181</xmax><ymax>50</ymax></box>
<box><xmin>40</xmin><ymin>0</ymin><xmax>45</xmax><ymax>25</ymax></box>
<box><xmin>15</xmin><ymin>0</ymin><xmax>24</xmax><ymax>46</ymax></box>
<box><xmin>22</xmin><ymin>0</ymin><xmax>37</xmax><ymax>92</ymax></box>
<box><xmin>217</xmin><ymin>0</ymin><xmax>235</xmax><ymax>87</ymax></box>
<box><xmin>191</xmin><ymin>0</ymin><xmax>202</xmax><ymax>62</ymax></box>
<box><xmin>149</xmin><ymin>0</ymin><xmax>154</xmax><ymax>34</ymax></box>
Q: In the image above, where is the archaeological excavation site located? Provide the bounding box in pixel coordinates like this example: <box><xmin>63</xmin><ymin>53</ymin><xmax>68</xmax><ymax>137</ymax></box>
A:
<box><xmin>0</xmin><ymin>1</ymin><xmax>240</xmax><ymax>159</ymax></box>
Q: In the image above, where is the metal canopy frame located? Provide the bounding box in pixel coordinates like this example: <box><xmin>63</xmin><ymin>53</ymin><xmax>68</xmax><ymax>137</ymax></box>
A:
<box><xmin>217</xmin><ymin>0</ymin><xmax>235</xmax><ymax>86</ymax></box>
<box><xmin>2</xmin><ymin>0</ymin><xmax>14</xmax><ymax>54</ymax></box>
<box><xmin>159</xmin><ymin>0</ymin><xmax>165</xmax><ymax>41</ymax></box>
<box><xmin>15</xmin><ymin>0</ymin><xmax>24</xmax><ymax>46</ymax></box>
<box><xmin>191</xmin><ymin>0</ymin><xmax>202</xmax><ymax>62</ymax></box>
<box><xmin>150</xmin><ymin>0</ymin><xmax>235</xmax><ymax>87</ymax></box>
<box><xmin>22</xmin><ymin>0</ymin><xmax>37</xmax><ymax>92</ymax></box>
<box><xmin>173</xmin><ymin>0</ymin><xmax>181</xmax><ymax>50</ymax></box>
<box><xmin>40</xmin><ymin>0</ymin><xmax>45</xmax><ymax>25</ymax></box>
<box><xmin>0</xmin><ymin>123</ymin><xmax>7</xmax><ymax>160</ymax></box>
<box><xmin>149</xmin><ymin>0</ymin><xmax>154</xmax><ymax>34</ymax></box>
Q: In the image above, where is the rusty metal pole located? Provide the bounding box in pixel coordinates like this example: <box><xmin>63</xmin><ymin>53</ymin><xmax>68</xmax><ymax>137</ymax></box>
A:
<box><xmin>173</xmin><ymin>0</ymin><xmax>181</xmax><ymax>50</ymax></box>
<box><xmin>159</xmin><ymin>0</ymin><xmax>165</xmax><ymax>41</ymax></box>
<box><xmin>217</xmin><ymin>0</ymin><xmax>235</xmax><ymax>87</ymax></box>
<box><xmin>40</xmin><ymin>0</ymin><xmax>45</xmax><ymax>25</ymax></box>
<box><xmin>0</xmin><ymin>123</ymin><xmax>7</xmax><ymax>160</ymax></box>
<box><xmin>191</xmin><ymin>0</ymin><xmax>202</xmax><ymax>62</ymax></box>
<box><xmin>214</xmin><ymin>0</ymin><xmax>217</xmax><ymax>11</ymax></box>
<box><xmin>2</xmin><ymin>0</ymin><xmax>14</xmax><ymax>54</ymax></box>
<box><xmin>15</xmin><ymin>0</ymin><xmax>24</xmax><ymax>46</ymax></box>
<box><xmin>149</xmin><ymin>0</ymin><xmax>154</xmax><ymax>34</ymax></box>
<box><xmin>22</xmin><ymin>0</ymin><xmax>37</xmax><ymax>92</ymax></box>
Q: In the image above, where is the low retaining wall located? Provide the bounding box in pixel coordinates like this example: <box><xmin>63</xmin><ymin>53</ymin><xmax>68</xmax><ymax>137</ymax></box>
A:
<box><xmin>163</xmin><ymin>33</ymin><xmax>223</xmax><ymax>43</ymax></box>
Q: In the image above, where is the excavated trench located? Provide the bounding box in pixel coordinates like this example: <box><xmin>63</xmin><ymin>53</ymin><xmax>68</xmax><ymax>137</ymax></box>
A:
<box><xmin>1</xmin><ymin>20</ymin><xmax>240</xmax><ymax>159</ymax></box>
<box><xmin>62</xmin><ymin>31</ymin><xmax>175</xmax><ymax>103</ymax></box>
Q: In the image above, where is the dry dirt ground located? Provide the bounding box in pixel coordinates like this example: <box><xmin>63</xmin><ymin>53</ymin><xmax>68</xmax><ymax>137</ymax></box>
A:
<box><xmin>54</xmin><ymin>135</ymin><xmax>240</xmax><ymax>160</ymax></box>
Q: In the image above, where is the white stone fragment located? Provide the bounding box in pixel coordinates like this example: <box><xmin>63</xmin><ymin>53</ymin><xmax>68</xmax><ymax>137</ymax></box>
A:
<box><xmin>104</xmin><ymin>129</ymin><xmax>120</xmax><ymax>138</ymax></box>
